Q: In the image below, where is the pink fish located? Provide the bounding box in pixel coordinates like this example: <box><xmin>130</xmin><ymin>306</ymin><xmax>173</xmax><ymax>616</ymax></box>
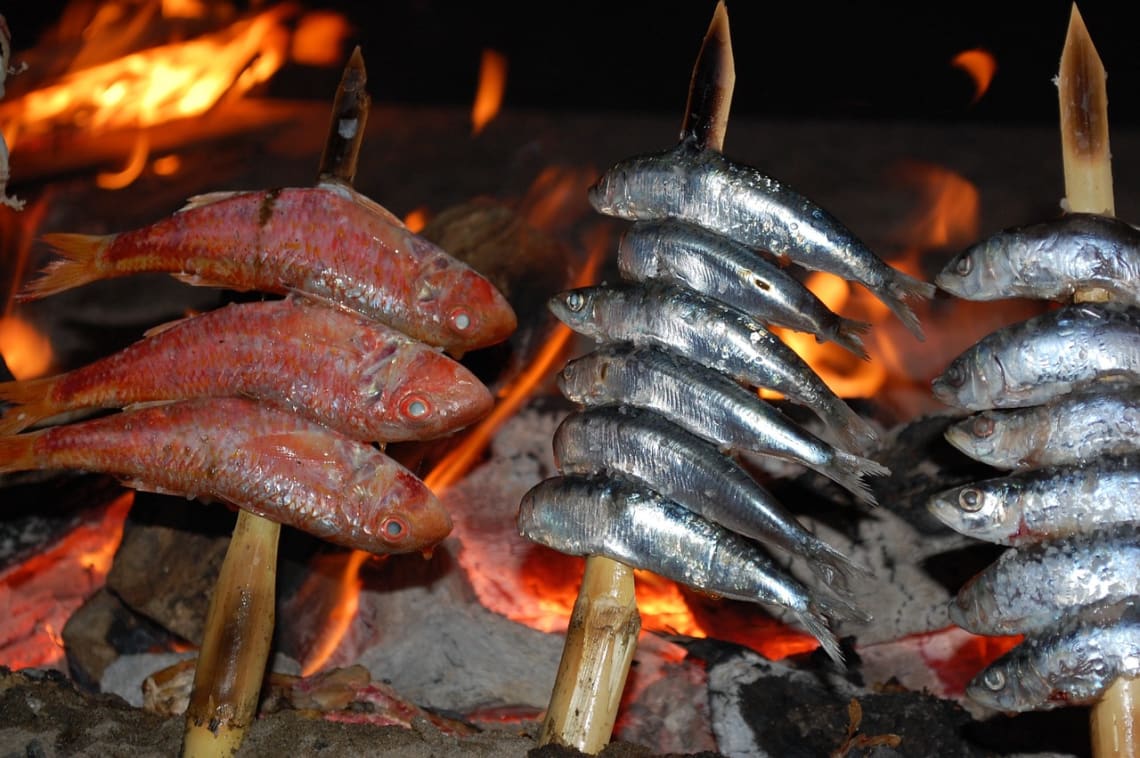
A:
<box><xmin>0</xmin><ymin>397</ymin><xmax>452</xmax><ymax>554</ymax></box>
<box><xmin>0</xmin><ymin>297</ymin><xmax>492</xmax><ymax>441</ymax></box>
<box><xmin>26</xmin><ymin>183</ymin><xmax>516</xmax><ymax>355</ymax></box>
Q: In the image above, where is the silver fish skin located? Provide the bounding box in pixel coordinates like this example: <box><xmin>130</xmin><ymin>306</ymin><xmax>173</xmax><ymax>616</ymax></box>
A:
<box><xmin>558</xmin><ymin>344</ymin><xmax>889</xmax><ymax>494</ymax></box>
<box><xmin>552</xmin><ymin>406</ymin><xmax>871</xmax><ymax>583</ymax></box>
<box><xmin>518</xmin><ymin>474</ymin><xmax>865</xmax><ymax>664</ymax></box>
<box><xmin>950</xmin><ymin>525</ymin><xmax>1140</xmax><ymax>636</ymax></box>
<box><xmin>587</xmin><ymin>140</ymin><xmax>935</xmax><ymax>339</ymax></box>
<box><xmin>936</xmin><ymin>213</ymin><xmax>1140</xmax><ymax>305</ymax></box>
<box><xmin>945</xmin><ymin>386</ymin><xmax>1140</xmax><ymax>470</ymax></box>
<box><xmin>617</xmin><ymin>219</ymin><xmax>871</xmax><ymax>359</ymax></box>
<box><xmin>548</xmin><ymin>282</ymin><xmax>879</xmax><ymax>452</ymax></box>
<box><xmin>966</xmin><ymin>601</ymin><xmax>1140</xmax><ymax>712</ymax></box>
<box><xmin>931</xmin><ymin>302</ymin><xmax>1140</xmax><ymax>410</ymax></box>
<box><xmin>926</xmin><ymin>455</ymin><xmax>1140</xmax><ymax>546</ymax></box>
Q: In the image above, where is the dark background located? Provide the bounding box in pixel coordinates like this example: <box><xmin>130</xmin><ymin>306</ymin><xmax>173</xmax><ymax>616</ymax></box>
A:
<box><xmin>5</xmin><ymin>1</ymin><xmax>1137</xmax><ymax>125</ymax></box>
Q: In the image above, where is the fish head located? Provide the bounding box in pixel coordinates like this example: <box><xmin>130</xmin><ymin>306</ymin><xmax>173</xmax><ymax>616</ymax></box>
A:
<box><xmin>370</xmin><ymin>349</ymin><xmax>493</xmax><ymax>440</ymax></box>
<box><xmin>587</xmin><ymin>152</ymin><xmax>684</xmax><ymax>220</ymax></box>
<box><xmin>935</xmin><ymin>238</ymin><xmax>1009</xmax><ymax>300</ymax></box>
<box><xmin>412</xmin><ymin>242</ymin><xmax>516</xmax><ymax>354</ymax></box>
<box><xmin>926</xmin><ymin>480</ymin><xmax>1018</xmax><ymax>543</ymax></box>
<box><xmin>548</xmin><ymin>286</ymin><xmax>604</xmax><ymax>339</ymax></box>
<box><xmin>931</xmin><ymin>349</ymin><xmax>1001</xmax><ymax>410</ymax></box>
<box><xmin>558</xmin><ymin>349</ymin><xmax>617</xmax><ymax>403</ymax></box>
<box><xmin>943</xmin><ymin>411</ymin><xmax>1019</xmax><ymax>463</ymax></box>
<box><xmin>358</xmin><ymin>467</ymin><xmax>453</xmax><ymax>554</ymax></box>
<box><xmin>965</xmin><ymin>658</ymin><xmax>1051</xmax><ymax>713</ymax></box>
<box><xmin>947</xmin><ymin>572</ymin><xmax>1004</xmax><ymax>634</ymax></box>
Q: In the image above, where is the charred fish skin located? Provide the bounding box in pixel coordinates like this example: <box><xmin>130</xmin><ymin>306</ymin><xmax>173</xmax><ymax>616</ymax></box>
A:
<box><xmin>966</xmin><ymin>601</ymin><xmax>1140</xmax><ymax>713</ymax></box>
<box><xmin>552</xmin><ymin>406</ymin><xmax>869</xmax><ymax>582</ymax></box>
<box><xmin>518</xmin><ymin>474</ymin><xmax>860</xmax><ymax>664</ymax></box>
<box><xmin>936</xmin><ymin>213</ymin><xmax>1140</xmax><ymax>305</ymax></box>
<box><xmin>587</xmin><ymin>140</ymin><xmax>934</xmax><ymax>340</ymax></box>
<box><xmin>548</xmin><ymin>281</ymin><xmax>879</xmax><ymax>452</ymax></box>
<box><xmin>945</xmin><ymin>386</ymin><xmax>1140</xmax><ymax>470</ymax></box>
<box><xmin>931</xmin><ymin>301</ymin><xmax>1140</xmax><ymax>411</ymax></box>
<box><xmin>950</xmin><ymin>524</ymin><xmax>1140</xmax><ymax>636</ymax></box>
<box><xmin>617</xmin><ymin>219</ymin><xmax>871</xmax><ymax>359</ymax></box>
<box><xmin>925</xmin><ymin>455</ymin><xmax>1140</xmax><ymax>546</ymax></box>
<box><xmin>558</xmin><ymin>344</ymin><xmax>888</xmax><ymax>500</ymax></box>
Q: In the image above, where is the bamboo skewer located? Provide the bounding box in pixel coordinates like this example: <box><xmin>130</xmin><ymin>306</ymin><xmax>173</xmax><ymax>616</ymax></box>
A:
<box><xmin>537</xmin><ymin>4</ymin><xmax>734</xmax><ymax>753</ymax></box>
<box><xmin>1056</xmin><ymin>5</ymin><xmax>1137</xmax><ymax>756</ymax></box>
<box><xmin>180</xmin><ymin>49</ymin><xmax>372</xmax><ymax>758</ymax></box>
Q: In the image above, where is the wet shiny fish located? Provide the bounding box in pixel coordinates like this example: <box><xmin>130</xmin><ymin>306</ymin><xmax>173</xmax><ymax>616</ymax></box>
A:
<box><xmin>558</xmin><ymin>344</ymin><xmax>889</xmax><ymax>495</ymax></box>
<box><xmin>518</xmin><ymin>474</ymin><xmax>867</xmax><ymax>663</ymax></box>
<box><xmin>945</xmin><ymin>386</ymin><xmax>1140</xmax><ymax>470</ymax></box>
<box><xmin>617</xmin><ymin>219</ymin><xmax>871</xmax><ymax>359</ymax></box>
<box><xmin>966</xmin><ymin>601</ymin><xmax>1140</xmax><ymax>712</ymax></box>
<box><xmin>548</xmin><ymin>282</ymin><xmax>879</xmax><ymax>452</ymax></box>
<box><xmin>587</xmin><ymin>140</ymin><xmax>934</xmax><ymax>339</ymax></box>
<box><xmin>931</xmin><ymin>301</ymin><xmax>1140</xmax><ymax>410</ymax></box>
<box><xmin>936</xmin><ymin>212</ymin><xmax>1140</xmax><ymax>306</ymax></box>
<box><xmin>950</xmin><ymin>525</ymin><xmax>1140</xmax><ymax>636</ymax></box>
<box><xmin>0</xmin><ymin>397</ymin><xmax>452</xmax><ymax>554</ymax></box>
<box><xmin>26</xmin><ymin>183</ymin><xmax>516</xmax><ymax>355</ymax></box>
<box><xmin>0</xmin><ymin>297</ymin><xmax>492</xmax><ymax>441</ymax></box>
<box><xmin>552</xmin><ymin>406</ymin><xmax>870</xmax><ymax>583</ymax></box>
<box><xmin>926</xmin><ymin>455</ymin><xmax>1140</xmax><ymax>546</ymax></box>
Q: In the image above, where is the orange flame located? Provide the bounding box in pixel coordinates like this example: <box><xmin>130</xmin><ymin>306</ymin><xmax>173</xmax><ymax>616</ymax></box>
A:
<box><xmin>300</xmin><ymin>549</ymin><xmax>369</xmax><ymax>676</ymax></box>
<box><xmin>96</xmin><ymin>132</ymin><xmax>149</xmax><ymax>189</ymax></box>
<box><xmin>291</xmin><ymin>11</ymin><xmax>350</xmax><ymax>67</ymax></box>
<box><xmin>951</xmin><ymin>48</ymin><xmax>997</xmax><ymax>105</ymax></box>
<box><xmin>0</xmin><ymin>313</ymin><xmax>52</xmax><ymax>379</ymax></box>
<box><xmin>403</xmin><ymin>206</ymin><xmax>430</xmax><ymax>233</ymax></box>
<box><xmin>471</xmin><ymin>48</ymin><xmax>507</xmax><ymax>136</ymax></box>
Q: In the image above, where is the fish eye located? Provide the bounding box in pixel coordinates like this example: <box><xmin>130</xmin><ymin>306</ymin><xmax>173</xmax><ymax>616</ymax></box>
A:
<box><xmin>944</xmin><ymin>364</ymin><xmax>965</xmax><ymax>388</ymax></box>
<box><xmin>566</xmin><ymin>291</ymin><xmax>586</xmax><ymax>312</ymax></box>
<box><xmin>402</xmin><ymin>394</ymin><xmax>431</xmax><ymax>420</ymax></box>
<box><xmin>450</xmin><ymin>308</ymin><xmax>472</xmax><ymax>332</ymax></box>
<box><xmin>959</xmin><ymin>488</ymin><xmax>985</xmax><ymax>512</ymax></box>
<box><xmin>381</xmin><ymin>516</ymin><xmax>409</xmax><ymax>541</ymax></box>
<box><xmin>982</xmin><ymin>668</ymin><xmax>1006</xmax><ymax>691</ymax></box>
<box><xmin>955</xmin><ymin>256</ymin><xmax>973</xmax><ymax>276</ymax></box>
<box><xmin>971</xmin><ymin>416</ymin><xmax>995</xmax><ymax>438</ymax></box>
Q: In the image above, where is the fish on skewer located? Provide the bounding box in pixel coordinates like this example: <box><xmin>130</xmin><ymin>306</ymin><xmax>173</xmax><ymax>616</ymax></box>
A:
<box><xmin>23</xmin><ymin>182</ymin><xmax>517</xmax><ymax>355</ymax></box>
<box><xmin>548</xmin><ymin>282</ymin><xmax>879</xmax><ymax>453</ymax></box>
<box><xmin>0</xmin><ymin>397</ymin><xmax>452</xmax><ymax>555</ymax></box>
<box><xmin>558</xmin><ymin>344</ymin><xmax>889</xmax><ymax>496</ymax></box>
<box><xmin>0</xmin><ymin>297</ymin><xmax>492</xmax><ymax>441</ymax></box>
<box><xmin>931</xmin><ymin>301</ymin><xmax>1140</xmax><ymax>411</ymax></box>
<box><xmin>587</xmin><ymin>139</ymin><xmax>935</xmax><ymax>340</ymax></box>
<box><xmin>936</xmin><ymin>212</ymin><xmax>1140</xmax><ymax>306</ymax></box>
<box><xmin>518</xmin><ymin>474</ymin><xmax>867</xmax><ymax>664</ymax></box>
<box><xmin>617</xmin><ymin>219</ymin><xmax>871</xmax><ymax>359</ymax></box>
<box><xmin>552</xmin><ymin>406</ymin><xmax>871</xmax><ymax>583</ymax></box>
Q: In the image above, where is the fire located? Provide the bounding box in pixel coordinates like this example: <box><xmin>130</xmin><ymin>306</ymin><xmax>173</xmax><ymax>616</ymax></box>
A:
<box><xmin>0</xmin><ymin>313</ymin><xmax>52</xmax><ymax>379</ymax></box>
<box><xmin>300</xmin><ymin>550</ymin><xmax>369</xmax><ymax>676</ymax></box>
<box><xmin>471</xmin><ymin>48</ymin><xmax>507</xmax><ymax>136</ymax></box>
<box><xmin>403</xmin><ymin>206</ymin><xmax>430</xmax><ymax>233</ymax></box>
<box><xmin>951</xmin><ymin>48</ymin><xmax>997</xmax><ymax>105</ymax></box>
<box><xmin>291</xmin><ymin>11</ymin><xmax>350</xmax><ymax>67</ymax></box>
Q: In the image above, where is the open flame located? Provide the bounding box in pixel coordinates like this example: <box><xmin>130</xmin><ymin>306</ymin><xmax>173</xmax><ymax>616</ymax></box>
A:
<box><xmin>951</xmin><ymin>48</ymin><xmax>997</xmax><ymax>105</ymax></box>
<box><xmin>471</xmin><ymin>48</ymin><xmax>507</xmax><ymax>136</ymax></box>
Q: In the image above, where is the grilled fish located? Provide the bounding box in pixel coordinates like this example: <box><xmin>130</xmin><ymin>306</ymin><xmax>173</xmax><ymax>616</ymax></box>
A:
<box><xmin>587</xmin><ymin>140</ymin><xmax>934</xmax><ymax>339</ymax></box>
<box><xmin>936</xmin><ymin>212</ymin><xmax>1140</xmax><ymax>306</ymax></box>
<box><xmin>549</xmin><ymin>282</ymin><xmax>879</xmax><ymax>452</ymax></box>
<box><xmin>518</xmin><ymin>474</ymin><xmax>867</xmax><ymax>664</ymax></box>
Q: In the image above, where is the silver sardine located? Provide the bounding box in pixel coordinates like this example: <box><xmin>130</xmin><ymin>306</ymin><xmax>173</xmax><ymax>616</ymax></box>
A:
<box><xmin>518</xmin><ymin>474</ymin><xmax>867</xmax><ymax>663</ymax></box>
<box><xmin>926</xmin><ymin>455</ymin><xmax>1140</xmax><ymax>546</ymax></box>
<box><xmin>552</xmin><ymin>406</ymin><xmax>870</xmax><ymax>582</ymax></box>
<box><xmin>548</xmin><ymin>282</ymin><xmax>879</xmax><ymax>452</ymax></box>
<box><xmin>617</xmin><ymin>219</ymin><xmax>871</xmax><ymax>359</ymax></box>
<box><xmin>966</xmin><ymin>601</ymin><xmax>1140</xmax><ymax>712</ymax></box>
<box><xmin>587</xmin><ymin>140</ymin><xmax>935</xmax><ymax>339</ymax></box>
<box><xmin>931</xmin><ymin>302</ymin><xmax>1140</xmax><ymax>410</ymax></box>
<box><xmin>950</xmin><ymin>525</ymin><xmax>1140</xmax><ymax>636</ymax></box>
<box><xmin>936</xmin><ymin>213</ymin><xmax>1140</xmax><ymax>306</ymax></box>
<box><xmin>558</xmin><ymin>344</ymin><xmax>889</xmax><ymax>494</ymax></box>
<box><xmin>945</xmin><ymin>386</ymin><xmax>1140</xmax><ymax>470</ymax></box>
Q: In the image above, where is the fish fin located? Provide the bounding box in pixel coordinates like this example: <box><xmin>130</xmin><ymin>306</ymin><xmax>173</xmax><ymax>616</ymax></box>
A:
<box><xmin>141</xmin><ymin>313</ymin><xmax>196</xmax><ymax>338</ymax></box>
<box><xmin>831</xmin><ymin>318</ymin><xmax>873</xmax><ymax>361</ymax></box>
<box><xmin>20</xmin><ymin>233</ymin><xmax>112</xmax><ymax>301</ymax></box>
<box><xmin>0</xmin><ymin>375</ymin><xmax>59</xmax><ymax>435</ymax></box>
<box><xmin>806</xmin><ymin>540</ymin><xmax>876</xmax><ymax>586</ymax></box>
<box><xmin>120</xmin><ymin>478</ymin><xmax>186</xmax><ymax>498</ymax></box>
<box><xmin>247</xmin><ymin>431</ymin><xmax>345</xmax><ymax>465</ymax></box>
<box><xmin>884</xmin><ymin>271</ymin><xmax>937</xmax><ymax>342</ymax></box>
<box><xmin>792</xmin><ymin>606</ymin><xmax>845</xmax><ymax>666</ymax></box>
<box><xmin>0</xmin><ymin>432</ymin><xmax>36</xmax><ymax>473</ymax></box>
<box><xmin>814</xmin><ymin>449</ymin><xmax>890</xmax><ymax>507</ymax></box>
<box><xmin>178</xmin><ymin>190</ymin><xmax>244</xmax><ymax>213</ymax></box>
<box><xmin>818</xmin><ymin>399</ymin><xmax>880</xmax><ymax>455</ymax></box>
<box><xmin>170</xmin><ymin>271</ymin><xmax>254</xmax><ymax>291</ymax></box>
<box><xmin>326</xmin><ymin>180</ymin><xmax>406</xmax><ymax>228</ymax></box>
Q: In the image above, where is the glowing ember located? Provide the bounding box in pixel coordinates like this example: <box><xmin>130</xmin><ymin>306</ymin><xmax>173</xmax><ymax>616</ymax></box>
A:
<box><xmin>0</xmin><ymin>313</ymin><xmax>52</xmax><ymax>379</ymax></box>
<box><xmin>403</xmin><ymin>206</ymin><xmax>430</xmax><ymax>233</ymax></box>
<box><xmin>951</xmin><ymin>48</ymin><xmax>998</xmax><ymax>105</ymax></box>
<box><xmin>471</xmin><ymin>48</ymin><xmax>507</xmax><ymax>136</ymax></box>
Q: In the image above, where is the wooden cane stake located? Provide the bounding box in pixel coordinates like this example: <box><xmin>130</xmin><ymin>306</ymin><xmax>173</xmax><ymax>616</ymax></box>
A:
<box><xmin>1057</xmin><ymin>5</ymin><xmax>1138</xmax><ymax>756</ymax></box>
<box><xmin>538</xmin><ymin>4</ymin><xmax>735</xmax><ymax>753</ymax></box>
<box><xmin>181</xmin><ymin>49</ymin><xmax>372</xmax><ymax>758</ymax></box>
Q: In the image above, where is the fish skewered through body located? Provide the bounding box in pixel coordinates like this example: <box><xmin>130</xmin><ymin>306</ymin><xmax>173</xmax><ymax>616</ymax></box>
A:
<box><xmin>558</xmin><ymin>344</ymin><xmax>889</xmax><ymax>500</ymax></box>
<box><xmin>617</xmin><ymin>219</ymin><xmax>871</xmax><ymax>359</ymax></box>
<box><xmin>966</xmin><ymin>601</ymin><xmax>1140</xmax><ymax>713</ymax></box>
<box><xmin>0</xmin><ymin>397</ymin><xmax>452</xmax><ymax>554</ymax></box>
<box><xmin>931</xmin><ymin>301</ymin><xmax>1140</xmax><ymax>411</ymax></box>
<box><xmin>0</xmin><ymin>298</ymin><xmax>491</xmax><ymax>441</ymax></box>
<box><xmin>950</xmin><ymin>525</ymin><xmax>1140</xmax><ymax>636</ymax></box>
<box><xmin>936</xmin><ymin>212</ymin><xmax>1140</xmax><ymax>306</ymax></box>
<box><xmin>925</xmin><ymin>455</ymin><xmax>1140</xmax><ymax>546</ymax></box>
<box><xmin>553</xmin><ymin>406</ymin><xmax>871</xmax><ymax>583</ymax></box>
<box><xmin>549</xmin><ymin>282</ymin><xmax>879</xmax><ymax>453</ymax></box>
<box><xmin>945</xmin><ymin>386</ymin><xmax>1140</xmax><ymax>470</ymax></box>
<box><xmin>25</xmin><ymin>183</ymin><xmax>516</xmax><ymax>355</ymax></box>
<box><xmin>587</xmin><ymin>140</ymin><xmax>935</xmax><ymax>340</ymax></box>
<box><xmin>518</xmin><ymin>474</ymin><xmax>865</xmax><ymax>664</ymax></box>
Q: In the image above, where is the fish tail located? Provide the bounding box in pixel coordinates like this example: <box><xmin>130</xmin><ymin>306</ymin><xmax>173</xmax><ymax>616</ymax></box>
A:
<box><xmin>819</xmin><ymin>449</ymin><xmax>890</xmax><ymax>507</ymax></box>
<box><xmin>0</xmin><ymin>375</ymin><xmax>58</xmax><ymax>434</ymax></box>
<box><xmin>19</xmin><ymin>233</ymin><xmax>113</xmax><ymax>301</ymax></box>
<box><xmin>0</xmin><ymin>432</ymin><xmax>37</xmax><ymax>473</ymax></box>
<box><xmin>820</xmin><ymin>399</ymin><xmax>880</xmax><ymax>455</ymax></box>
<box><xmin>806</xmin><ymin>539</ymin><xmax>876</xmax><ymax>586</ymax></box>
<box><xmin>793</xmin><ymin>606</ymin><xmax>845</xmax><ymax>665</ymax></box>
<box><xmin>831</xmin><ymin>318</ymin><xmax>872</xmax><ymax>361</ymax></box>
<box><xmin>885</xmin><ymin>271</ymin><xmax>936</xmax><ymax>342</ymax></box>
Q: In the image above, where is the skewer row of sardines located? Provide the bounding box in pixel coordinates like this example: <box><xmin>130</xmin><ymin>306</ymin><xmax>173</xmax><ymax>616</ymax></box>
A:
<box><xmin>0</xmin><ymin>181</ymin><xmax>517</xmax><ymax>555</ymax></box>
<box><xmin>927</xmin><ymin>211</ymin><xmax>1140</xmax><ymax>712</ymax></box>
<box><xmin>519</xmin><ymin>135</ymin><xmax>936</xmax><ymax>663</ymax></box>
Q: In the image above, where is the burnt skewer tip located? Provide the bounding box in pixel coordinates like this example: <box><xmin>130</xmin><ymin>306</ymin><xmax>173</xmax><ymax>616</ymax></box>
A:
<box><xmin>319</xmin><ymin>46</ymin><xmax>371</xmax><ymax>185</ymax></box>
<box><xmin>680</xmin><ymin>0</ymin><xmax>735</xmax><ymax>152</ymax></box>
